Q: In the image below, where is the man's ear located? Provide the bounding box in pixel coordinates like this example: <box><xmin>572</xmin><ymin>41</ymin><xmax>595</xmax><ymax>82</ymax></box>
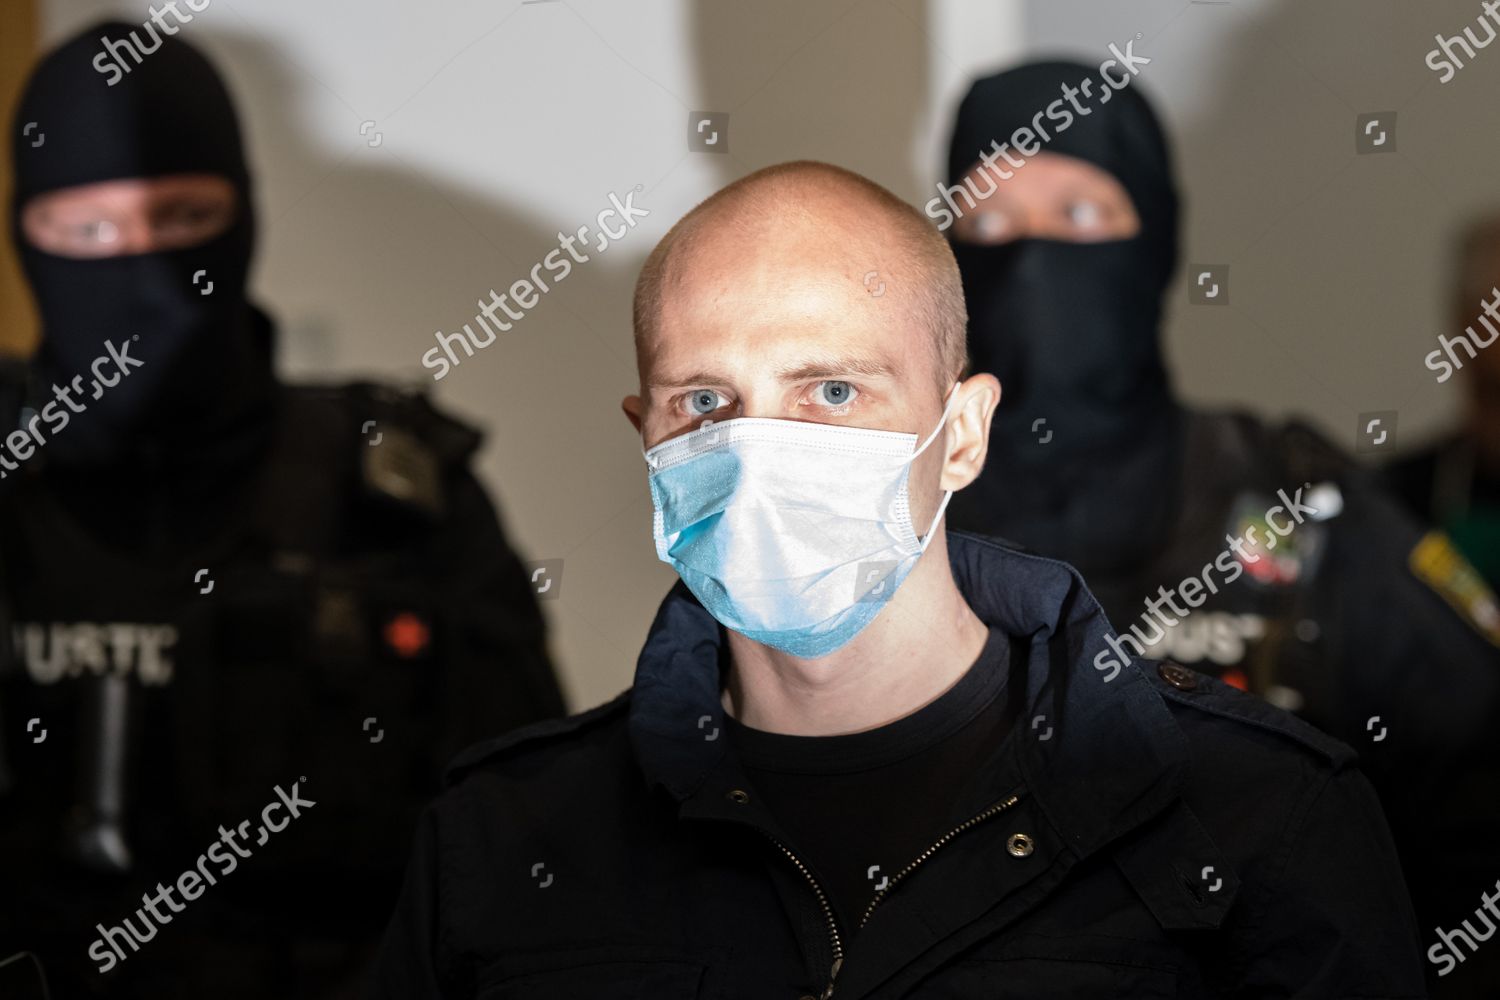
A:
<box><xmin>939</xmin><ymin>373</ymin><xmax>1001</xmax><ymax>492</ymax></box>
<box><xmin>621</xmin><ymin>395</ymin><xmax>644</xmax><ymax>434</ymax></box>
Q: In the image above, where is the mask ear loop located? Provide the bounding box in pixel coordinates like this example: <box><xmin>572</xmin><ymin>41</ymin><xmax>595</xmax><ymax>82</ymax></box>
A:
<box><xmin>907</xmin><ymin>383</ymin><xmax>962</xmax><ymax>552</ymax></box>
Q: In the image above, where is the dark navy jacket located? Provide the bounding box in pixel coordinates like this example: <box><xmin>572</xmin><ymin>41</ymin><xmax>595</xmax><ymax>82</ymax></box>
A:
<box><xmin>376</xmin><ymin>531</ymin><xmax>1426</xmax><ymax>999</ymax></box>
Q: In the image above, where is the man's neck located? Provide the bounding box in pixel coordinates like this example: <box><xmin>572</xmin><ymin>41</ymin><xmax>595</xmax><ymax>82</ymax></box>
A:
<box><xmin>720</xmin><ymin>533</ymin><xmax>990</xmax><ymax>736</ymax></box>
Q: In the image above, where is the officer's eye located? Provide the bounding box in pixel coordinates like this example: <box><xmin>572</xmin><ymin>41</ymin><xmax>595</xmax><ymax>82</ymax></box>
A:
<box><xmin>70</xmin><ymin>219</ymin><xmax>119</xmax><ymax>244</ymax></box>
<box><xmin>157</xmin><ymin>203</ymin><xmax>214</xmax><ymax>230</ymax></box>
<box><xmin>1065</xmin><ymin>199</ymin><xmax>1103</xmax><ymax>230</ymax></box>
<box><xmin>812</xmin><ymin>381</ymin><xmax>858</xmax><ymax>407</ymax></box>
<box><xmin>152</xmin><ymin>199</ymin><xmax>233</xmax><ymax>249</ymax></box>
<box><xmin>974</xmin><ymin>212</ymin><xmax>1011</xmax><ymax>240</ymax></box>
<box><xmin>685</xmin><ymin>389</ymin><xmax>725</xmax><ymax>415</ymax></box>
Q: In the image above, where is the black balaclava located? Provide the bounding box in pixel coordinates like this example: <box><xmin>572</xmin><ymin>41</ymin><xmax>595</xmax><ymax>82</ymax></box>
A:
<box><xmin>944</xmin><ymin>60</ymin><xmax>1185</xmax><ymax>575</ymax></box>
<box><xmin>10</xmin><ymin>20</ymin><xmax>273</xmax><ymax>469</ymax></box>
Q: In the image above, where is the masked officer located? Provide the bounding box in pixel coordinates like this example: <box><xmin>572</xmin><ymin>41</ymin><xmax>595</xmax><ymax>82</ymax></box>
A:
<box><xmin>0</xmin><ymin>23</ymin><xmax>564</xmax><ymax>998</ymax></box>
<box><xmin>941</xmin><ymin>61</ymin><xmax>1500</xmax><ymax>996</ymax></box>
<box><xmin>1387</xmin><ymin>214</ymin><xmax>1500</xmax><ymax>592</ymax></box>
<box><xmin>377</xmin><ymin>160</ymin><xmax>1423</xmax><ymax>999</ymax></box>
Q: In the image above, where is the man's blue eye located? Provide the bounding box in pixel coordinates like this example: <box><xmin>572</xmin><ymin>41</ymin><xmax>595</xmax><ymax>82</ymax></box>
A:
<box><xmin>689</xmin><ymin>390</ymin><xmax>721</xmax><ymax>415</ymax></box>
<box><xmin>815</xmin><ymin>381</ymin><xmax>856</xmax><ymax>406</ymax></box>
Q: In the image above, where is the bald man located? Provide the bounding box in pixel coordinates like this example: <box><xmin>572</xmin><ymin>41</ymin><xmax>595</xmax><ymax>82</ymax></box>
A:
<box><xmin>377</xmin><ymin>162</ymin><xmax>1423</xmax><ymax>999</ymax></box>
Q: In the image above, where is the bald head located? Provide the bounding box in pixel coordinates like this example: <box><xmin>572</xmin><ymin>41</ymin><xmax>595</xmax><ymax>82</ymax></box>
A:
<box><xmin>622</xmin><ymin>161</ymin><xmax>1001</xmax><ymax>554</ymax></box>
<box><xmin>632</xmin><ymin>161</ymin><xmax>967</xmax><ymax>395</ymax></box>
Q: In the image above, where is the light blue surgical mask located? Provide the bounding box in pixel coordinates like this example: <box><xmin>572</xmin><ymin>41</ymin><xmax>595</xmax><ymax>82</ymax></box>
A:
<box><xmin>643</xmin><ymin>384</ymin><xmax>961</xmax><ymax>658</ymax></box>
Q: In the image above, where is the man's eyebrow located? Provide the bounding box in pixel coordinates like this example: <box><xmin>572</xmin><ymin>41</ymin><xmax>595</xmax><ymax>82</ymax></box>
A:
<box><xmin>774</xmin><ymin>355</ymin><xmax>900</xmax><ymax>382</ymax></box>
<box><xmin>647</xmin><ymin>354</ymin><xmax>900</xmax><ymax>391</ymax></box>
<box><xmin>646</xmin><ymin>371</ymin><xmax>733</xmax><ymax>391</ymax></box>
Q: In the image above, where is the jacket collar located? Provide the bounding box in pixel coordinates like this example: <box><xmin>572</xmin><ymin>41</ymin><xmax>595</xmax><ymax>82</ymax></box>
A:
<box><xmin>627</xmin><ymin>530</ymin><xmax>1190</xmax><ymax>860</ymax></box>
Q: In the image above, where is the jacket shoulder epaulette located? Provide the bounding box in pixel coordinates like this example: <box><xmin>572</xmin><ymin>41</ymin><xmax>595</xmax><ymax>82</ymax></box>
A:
<box><xmin>443</xmin><ymin>689</ymin><xmax>633</xmax><ymax>786</ymax></box>
<box><xmin>1144</xmin><ymin>661</ymin><xmax>1356</xmax><ymax>768</ymax></box>
<box><xmin>284</xmin><ymin>381</ymin><xmax>482</xmax><ymax>462</ymax></box>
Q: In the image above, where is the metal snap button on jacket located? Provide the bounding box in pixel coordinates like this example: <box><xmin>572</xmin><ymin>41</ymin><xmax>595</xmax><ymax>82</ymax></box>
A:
<box><xmin>726</xmin><ymin>788</ymin><xmax>750</xmax><ymax>804</ymax></box>
<box><xmin>1158</xmin><ymin>662</ymin><xmax>1199</xmax><ymax>691</ymax></box>
<box><xmin>1006</xmin><ymin>832</ymin><xmax>1035</xmax><ymax>857</ymax></box>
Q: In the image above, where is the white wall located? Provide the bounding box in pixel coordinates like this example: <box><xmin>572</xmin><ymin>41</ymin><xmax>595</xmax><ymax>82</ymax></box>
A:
<box><xmin>36</xmin><ymin>0</ymin><xmax>1493</xmax><ymax>710</ymax></box>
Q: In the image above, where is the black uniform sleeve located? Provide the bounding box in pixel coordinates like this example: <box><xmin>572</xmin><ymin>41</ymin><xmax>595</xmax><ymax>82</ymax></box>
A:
<box><xmin>1235</xmin><ymin>766</ymin><xmax>1427</xmax><ymax>999</ymax></box>
<box><xmin>1314</xmin><ymin>476</ymin><xmax>1500</xmax><ymax>929</ymax></box>
<box><xmin>1320</xmin><ymin>482</ymin><xmax>1500</xmax><ymax>744</ymax></box>
<box><xmin>428</xmin><ymin>468</ymin><xmax>567</xmax><ymax>766</ymax></box>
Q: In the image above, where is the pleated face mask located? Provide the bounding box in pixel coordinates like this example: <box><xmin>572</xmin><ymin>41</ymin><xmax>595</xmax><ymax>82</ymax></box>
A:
<box><xmin>643</xmin><ymin>384</ymin><xmax>960</xmax><ymax>659</ymax></box>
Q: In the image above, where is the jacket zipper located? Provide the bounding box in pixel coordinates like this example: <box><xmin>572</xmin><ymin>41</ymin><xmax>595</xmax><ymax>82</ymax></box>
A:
<box><xmin>858</xmin><ymin>791</ymin><xmax>1023</xmax><ymax>929</ymax></box>
<box><xmin>763</xmin><ymin>833</ymin><xmax>844</xmax><ymax>999</ymax></box>
<box><xmin>762</xmin><ymin>790</ymin><xmax>1023</xmax><ymax>999</ymax></box>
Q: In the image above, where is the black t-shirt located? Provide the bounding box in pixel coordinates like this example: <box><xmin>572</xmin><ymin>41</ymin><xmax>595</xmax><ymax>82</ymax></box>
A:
<box><xmin>728</xmin><ymin>627</ymin><xmax>1013</xmax><ymax>938</ymax></box>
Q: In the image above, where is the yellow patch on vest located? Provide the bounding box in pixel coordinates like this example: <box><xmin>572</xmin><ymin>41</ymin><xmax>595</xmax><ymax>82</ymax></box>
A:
<box><xmin>1409</xmin><ymin>531</ymin><xmax>1500</xmax><ymax>648</ymax></box>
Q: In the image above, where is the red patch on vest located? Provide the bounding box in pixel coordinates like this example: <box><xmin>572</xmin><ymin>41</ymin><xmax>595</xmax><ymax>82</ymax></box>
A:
<box><xmin>384</xmin><ymin>612</ymin><xmax>431</xmax><ymax>658</ymax></box>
